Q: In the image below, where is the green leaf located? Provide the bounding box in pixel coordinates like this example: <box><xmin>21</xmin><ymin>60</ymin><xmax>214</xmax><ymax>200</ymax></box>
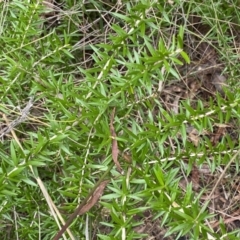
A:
<box><xmin>110</xmin><ymin>12</ymin><xmax>131</xmax><ymax>22</ymax></box>
<box><xmin>10</xmin><ymin>141</ymin><xmax>18</xmax><ymax>166</ymax></box>
<box><xmin>22</xmin><ymin>178</ymin><xmax>37</xmax><ymax>186</ymax></box>
<box><xmin>153</xmin><ymin>165</ymin><xmax>165</xmax><ymax>187</ymax></box>
<box><xmin>180</xmin><ymin>51</ymin><xmax>190</xmax><ymax>64</ymax></box>
<box><xmin>1</xmin><ymin>189</ymin><xmax>18</xmax><ymax>196</ymax></box>
<box><xmin>7</xmin><ymin>167</ymin><xmax>25</xmax><ymax>178</ymax></box>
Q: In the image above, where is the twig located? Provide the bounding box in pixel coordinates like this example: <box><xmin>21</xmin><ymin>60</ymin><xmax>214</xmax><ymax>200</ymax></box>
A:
<box><xmin>0</xmin><ymin>97</ymin><xmax>34</xmax><ymax>139</ymax></box>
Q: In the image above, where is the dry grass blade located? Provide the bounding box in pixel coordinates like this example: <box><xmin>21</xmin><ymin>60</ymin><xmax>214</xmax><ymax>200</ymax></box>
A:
<box><xmin>3</xmin><ymin>115</ymin><xmax>74</xmax><ymax>240</ymax></box>
<box><xmin>207</xmin><ymin>149</ymin><xmax>240</xmax><ymax>201</ymax></box>
<box><xmin>110</xmin><ymin>107</ymin><xmax>122</xmax><ymax>172</ymax></box>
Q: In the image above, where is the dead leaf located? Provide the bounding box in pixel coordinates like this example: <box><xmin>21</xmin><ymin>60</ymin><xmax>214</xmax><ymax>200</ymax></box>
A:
<box><xmin>42</xmin><ymin>0</ymin><xmax>56</xmax><ymax>16</ymax></box>
<box><xmin>211</xmin><ymin>215</ymin><xmax>240</xmax><ymax>229</ymax></box>
<box><xmin>188</xmin><ymin>132</ymin><xmax>199</xmax><ymax>146</ymax></box>
<box><xmin>121</xmin><ymin>151</ymin><xmax>132</xmax><ymax>163</ymax></box>
<box><xmin>188</xmin><ymin>79</ymin><xmax>201</xmax><ymax>99</ymax></box>
<box><xmin>210</xmin><ymin>126</ymin><xmax>226</xmax><ymax>145</ymax></box>
<box><xmin>40</xmin><ymin>0</ymin><xmax>61</xmax><ymax>29</ymax></box>
<box><xmin>54</xmin><ymin>179</ymin><xmax>110</xmax><ymax>240</ymax></box>
<box><xmin>191</xmin><ymin>164</ymin><xmax>200</xmax><ymax>191</ymax></box>
<box><xmin>172</xmin><ymin>95</ymin><xmax>180</xmax><ymax>114</ymax></box>
<box><xmin>110</xmin><ymin>108</ymin><xmax>122</xmax><ymax>172</ymax></box>
<box><xmin>78</xmin><ymin>180</ymin><xmax>109</xmax><ymax>215</ymax></box>
<box><xmin>212</xmin><ymin>72</ymin><xmax>226</xmax><ymax>93</ymax></box>
<box><xmin>187</xmin><ymin>125</ymin><xmax>200</xmax><ymax>146</ymax></box>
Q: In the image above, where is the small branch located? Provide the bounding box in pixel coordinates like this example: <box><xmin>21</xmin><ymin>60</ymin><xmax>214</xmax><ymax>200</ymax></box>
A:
<box><xmin>0</xmin><ymin>97</ymin><xmax>34</xmax><ymax>139</ymax></box>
